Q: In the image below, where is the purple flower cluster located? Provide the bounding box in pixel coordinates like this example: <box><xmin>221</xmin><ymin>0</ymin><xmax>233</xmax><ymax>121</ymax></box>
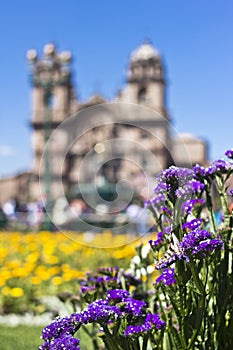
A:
<box><xmin>81</xmin><ymin>285</ymin><xmax>96</xmax><ymax>294</ymax></box>
<box><xmin>194</xmin><ymin>158</ymin><xmax>233</xmax><ymax>182</ymax></box>
<box><xmin>149</xmin><ymin>231</ymin><xmax>165</xmax><ymax>249</ymax></box>
<box><xmin>180</xmin><ymin>229</ymin><xmax>210</xmax><ymax>250</ymax></box>
<box><xmin>40</xmin><ymin>316</ymin><xmax>80</xmax><ymax>350</ymax></box>
<box><xmin>154</xmin><ymin>228</ymin><xmax>224</xmax><ymax>270</ymax></box>
<box><xmin>176</xmin><ymin>180</ymin><xmax>204</xmax><ymax>198</ymax></box>
<box><xmin>180</xmin><ymin>229</ymin><xmax>223</xmax><ymax>256</ymax></box>
<box><xmin>157</xmin><ymin>166</ymin><xmax>193</xmax><ymax>187</ymax></box>
<box><xmin>213</xmin><ymin>159</ymin><xmax>232</xmax><ymax>174</ymax></box>
<box><xmin>182</xmin><ymin>198</ymin><xmax>205</xmax><ymax>214</ymax></box>
<box><xmin>225</xmin><ymin>149</ymin><xmax>233</xmax><ymax>159</ymax></box>
<box><xmin>124</xmin><ymin>298</ymin><xmax>146</xmax><ymax>317</ymax></box>
<box><xmin>80</xmin><ymin>299</ymin><xmax>122</xmax><ymax>323</ymax></box>
<box><xmin>193</xmin><ymin>239</ymin><xmax>224</xmax><ymax>255</ymax></box>
<box><xmin>124</xmin><ymin>312</ymin><xmax>166</xmax><ymax>336</ymax></box>
<box><xmin>193</xmin><ymin>164</ymin><xmax>216</xmax><ymax>182</ymax></box>
<box><xmin>79</xmin><ymin>267</ymin><xmax>120</xmax><ymax>296</ymax></box>
<box><xmin>153</xmin><ymin>181</ymin><xmax>170</xmax><ymax>194</ymax></box>
<box><xmin>40</xmin><ymin>288</ymin><xmax>151</xmax><ymax>349</ymax></box>
<box><xmin>41</xmin><ymin>316</ymin><xmax>76</xmax><ymax>342</ymax></box>
<box><xmin>152</xmin><ymin>166</ymin><xmax>194</xmax><ymax>206</ymax></box>
<box><xmin>106</xmin><ymin>289</ymin><xmax>130</xmax><ymax>302</ymax></box>
<box><xmin>151</xmin><ymin>193</ymin><xmax>166</xmax><ymax>206</ymax></box>
<box><xmin>156</xmin><ymin>268</ymin><xmax>176</xmax><ymax>285</ymax></box>
<box><xmin>161</xmin><ymin>206</ymin><xmax>172</xmax><ymax>216</ymax></box>
<box><xmin>182</xmin><ymin>218</ymin><xmax>203</xmax><ymax>231</ymax></box>
<box><xmin>40</xmin><ymin>334</ymin><xmax>80</xmax><ymax>350</ymax></box>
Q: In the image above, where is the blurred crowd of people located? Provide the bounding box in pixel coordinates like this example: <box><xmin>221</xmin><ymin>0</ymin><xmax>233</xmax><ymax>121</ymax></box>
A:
<box><xmin>0</xmin><ymin>196</ymin><xmax>152</xmax><ymax>233</ymax></box>
<box><xmin>0</xmin><ymin>198</ymin><xmax>45</xmax><ymax>230</ymax></box>
<box><xmin>1</xmin><ymin>196</ymin><xmax>231</xmax><ymax>233</ymax></box>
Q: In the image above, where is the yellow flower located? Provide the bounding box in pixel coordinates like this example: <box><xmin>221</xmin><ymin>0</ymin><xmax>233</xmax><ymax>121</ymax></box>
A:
<box><xmin>141</xmin><ymin>275</ymin><xmax>147</xmax><ymax>283</ymax></box>
<box><xmin>10</xmin><ymin>287</ymin><xmax>24</xmax><ymax>298</ymax></box>
<box><xmin>51</xmin><ymin>276</ymin><xmax>63</xmax><ymax>285</ymax></box>
<box><xmin>30</xmin><ymin>276</ymin><xmax>41</xmax><ymax>285</ymax></box>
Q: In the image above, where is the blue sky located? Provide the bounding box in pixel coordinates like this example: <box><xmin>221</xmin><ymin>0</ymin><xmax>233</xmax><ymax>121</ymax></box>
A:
<box><xmin>0</xmin><ymin>0</ymin><xmax>233</xmax><ymax>176</ymax></box>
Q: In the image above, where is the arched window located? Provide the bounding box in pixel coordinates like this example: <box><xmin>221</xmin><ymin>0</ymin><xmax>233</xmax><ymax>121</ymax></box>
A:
<box><xmin>138</xmin><ymin>87</ymin><xmax>147</xmax><ymax>103</ymax></box>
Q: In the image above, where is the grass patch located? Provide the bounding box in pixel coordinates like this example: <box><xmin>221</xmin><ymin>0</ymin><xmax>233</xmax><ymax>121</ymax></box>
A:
<box><xmin>0</xmin><ymin>325</ymin><xmax>96</xmax><ymax>350</ymax></box>
<box><xmin>0</xmin><ymin>325</ymin><xmax>44</xmax><ymax>350</ymax></box>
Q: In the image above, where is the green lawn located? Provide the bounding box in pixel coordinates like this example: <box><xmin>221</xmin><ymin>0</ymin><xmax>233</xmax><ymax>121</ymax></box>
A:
<box><xmin>0</xmin><ymin>325</ymin><xmax>95</xmax><ymax>350</ymax></box>
<box><xmin>0</xmin><ymin>325</ymin><xmax>43</xmax><ymax>350</ymax></box>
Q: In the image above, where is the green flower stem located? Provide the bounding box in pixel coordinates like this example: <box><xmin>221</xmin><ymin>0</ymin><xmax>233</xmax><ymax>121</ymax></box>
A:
<box><xmin>184</xmin><ymin>258</ymin><xmax>206</xmax><ymax>348</ymax></box>
<box><xmin>82</xmin><ymin>325</ymin><xmax>100</xmax><ymax>350</ymax></box>
<box><xmin>216</xmin><ymin>175</ymin><xmax>231</xmax><ymax>227</ymax></box>
<box><xmin>142</xmin><ymin>334</ymin><xmax>149</xmax><ymax>350</ymax></box>
<box><xmin>205</xmin><ymin>183</ymin><xmax>217</xmax><ymax>233</ymax></box>
<box><xmin>102</xmin><ymin>325</ymin><xmax>120</xmax><ymax>350</ymax></box>
<box><xmin>187</xmin><ymin>292</ymin><xmax>205</xmax><ymax>349</ymax></box>
<box><xmin>189</xmin><ymin>258</ymin><xmax>205</xmax><ymax>295</ymax></box>
<box><xmin>162</xmin><ymin>284</ymin><xmax>187</xmax><ymax>349</ymax></box>
<box><xmin>148</xmin><ymin>204</ymin><xmax>159</xmax><ymax>222</ymax></box>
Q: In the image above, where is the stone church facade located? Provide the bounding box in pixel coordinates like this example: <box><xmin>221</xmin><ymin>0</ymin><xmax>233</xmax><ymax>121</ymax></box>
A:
<box><xmin>0</xmin><ymin>42</ymin><xmax>207</xmax><ymax>206</ymax></box>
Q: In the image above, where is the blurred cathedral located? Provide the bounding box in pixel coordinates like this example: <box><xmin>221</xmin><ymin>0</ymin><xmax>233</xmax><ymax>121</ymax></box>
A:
<box><xmin>0</xmin><ymin>41</ymin><xmax>207</xmax><ymax>206</ymax></box>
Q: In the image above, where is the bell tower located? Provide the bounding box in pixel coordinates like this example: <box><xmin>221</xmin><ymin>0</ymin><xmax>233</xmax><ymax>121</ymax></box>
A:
<box><xmin>27</xmin><ymin>43</ymin><xmax>77</xmax><ymax>199</ymax></box>
<box><xmin>117</xmin><ymin>41</ymin><xmax>167</xmax><ymax>117</ymax></box>
<box><xmin>116</xmin><ymin>41</ymin><xmax>172</xmax><ymax>172</ymax></box>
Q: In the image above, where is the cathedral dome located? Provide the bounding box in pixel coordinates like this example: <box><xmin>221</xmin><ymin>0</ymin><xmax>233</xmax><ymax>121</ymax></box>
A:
<box><xmin>130</xmin><ymin>42</ymin><xmax>160</xmax><ymax>62</ymax></box>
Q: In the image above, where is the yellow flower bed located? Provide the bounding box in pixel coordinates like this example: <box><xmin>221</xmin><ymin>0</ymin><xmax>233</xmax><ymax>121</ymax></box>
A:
<box><xmin>0</xmin><ymin>230</ymin><xmax>154</xmax><ymax>314</ymax></box>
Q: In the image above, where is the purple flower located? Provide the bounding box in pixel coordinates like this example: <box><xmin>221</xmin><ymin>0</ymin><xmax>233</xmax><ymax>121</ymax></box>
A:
<box><xmin>187</xmin><ymin>179</ymin><xmax>205</xmax><ymax>193</ymax></box>
<box><xmin>213</xmin><ymin>159</ymin><xmax>232</xmax><ymax>174</ymax></box>
<box><xmin>225</xmin><ymin>149</ymin><xmax>233</xmax><ymax>159</ymax></box>
<box><xmin>193</xmin><ymin>164</ymin><xmax>206</xmax><ymax>177</ymax></box>
<box><xmin>106</xmin><ymin>289</ymin><xmax>130</xmax><ymax>302</ymax></box>
<box><xmin>155</xmin><ymin>228</ymin><xmax>222</xmax><ymax>269</ymax></box>
<box><xmin>180</xmin><ymin>229</ymin><xmax>224</xmax><ymax>257</ymax></box>
<box><xmin>153</xmin><ymin>166</ymin><xmax>194</xmax><ymax>204</ymax></box>
<box><xmin>182</xmin><ymin>218</ymin><xmax>203</xmax><ymax>231</ymax></box>
<box><xmin>40</xmin><ymin>317</ymin><xmax>80</xmax><ymax>350</ymax></box>
<box><xmin>176</xmin><ymin>180</ymin><xmax>204</xmax><ymax>198</ymax></box>
<box><xmin>81</xmin><ymin>286</ymin><xmax>96</xmax><ymax>294</ymax></box>
<box><xmin>180</xmin><ymin>229</ymin><xmax>211</xmax><ymax>251</ymax></box>
<box><xmin>149</xmin><ymin>231</ymin><xmax>165</xmax><ymax>248</ymax></box>
<box><xmin>161</xmin><ymin>206</ymin><xmax>172</xmax><ymax>216</ymax></box>
<box><xmin>156</xmin><ymin>268</ymin><xmax>176</xmax><ymax>285</ymax></box>
<box><xmin>41</xmin><ymin>316</ymin><xmax>76</xmax><ymax>342</ymax></box>
<box><xmin>96</xmin><ymin>276</ymin><xmax>104</xmax><ymax>283</ymax></box>
<box><xmin>159</xmin><ymin>166</ymin><xmax>193</xmax><ymax>184</ymax></box>
<box><xmin>182</xmin><ymin>198</ymin><xmax>205</xmax><ymax>214</ymax></box>
<box><xmin>151</xmin><ymin>194</ymin><xmax>166</xmax><ymax>207</ymax></box>
<box><xmin>145</xmin><ymin>313</ymin><xmax>166</xmax><ymax>329</ymax></box>
<box><xmin>193</xmin><ymin>164</ymin><xmax>216</xmax><ymax>182</ymax></box>
<box><xmin>124</xmin><ymin>313</ymin><xmax>166</xmax><ymax>336</ymax></box>
<box><xmin>39</xmin><ymin>341</ymin><xmax>50</xmax><ymax>350</ymax></box>
<box><xmin>227</xmin><ymin>188</ymin><xmax>233</xmax><ymax>197</ymax></box>
<box><xmin>144</xmin><ymin>199</ymin><xmax>152</xmax><ymax>207</ymax></box>
<box><xmin>124</xmin><ymin>324</ymin><xmax>145</xmax><ymax>336</ymax></box>
<box><xmin>50</xmin><ymin>334</ymin><xmax>80</xmax><ymax>350</ymax></box>
<box><xmin>80</xmin><ymin>299</ymin><xmax>122</xmax><ymax>323</ymax></box>
<box><xmin>153</xmin><ymin>181</ymin><xmax>169</xmax><ymax>194</ymax></box>
<box><xmin>193</xmin><ymin>239</ymin><xmax>223</xmax><ymax>255</ymax></box>
<box><xmin>78</xmin><ymin>290</ymin><xmax>148</xmax><ymax>324</ymax></box>
<box><xmin>124</xmin><ymin>298</ymin><xmax>146</xmax><ymax>316</ymax></box>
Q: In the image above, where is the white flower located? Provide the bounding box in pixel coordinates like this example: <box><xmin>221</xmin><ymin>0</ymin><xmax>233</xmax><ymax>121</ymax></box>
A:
<box><xmin>132</xmin><ymin>255</ymin><xmax>141</xmax><ymax>265</ymax></box>
<box><xmin>141</xmin><ymin>244</ymin><xmax>151</xmax><ymax>259</ymax></box>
